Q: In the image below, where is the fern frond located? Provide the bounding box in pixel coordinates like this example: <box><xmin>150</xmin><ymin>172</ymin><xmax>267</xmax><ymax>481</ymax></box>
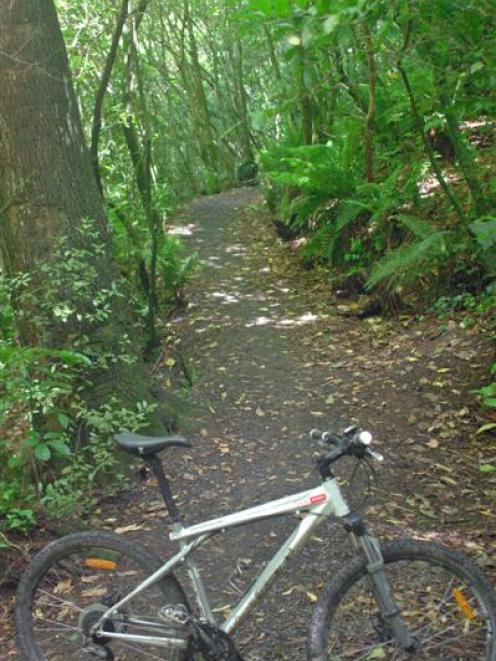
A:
<box><xmin>366</xmin><ymin>231</ymin><xmax>450</xmax><ymax>290</ymax></box>
<box><xmin>396</xmin><ymin>214</ymin><xmax>437</xmax><ymax>240</ymax></box>
<box><xmin>327</xmin><ymin>201</ymin><xmax>365</xmax><ymax>265</ymax></box>
<box><xmin>303</xmin><ymin>223</ymin><xmax>334</xmax><ymax>260</ymax></box>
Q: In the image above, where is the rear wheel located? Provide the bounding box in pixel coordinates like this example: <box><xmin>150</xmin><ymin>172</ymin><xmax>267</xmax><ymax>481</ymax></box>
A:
<box><xmin>16</xmin><ymin>530</ymin><xmax>189</xmax><ymax>660</ymax></box>
<box><xmin>308</xmin><ymin>539</ymin><xmax>496</xmax><ymax>660</ymax></box>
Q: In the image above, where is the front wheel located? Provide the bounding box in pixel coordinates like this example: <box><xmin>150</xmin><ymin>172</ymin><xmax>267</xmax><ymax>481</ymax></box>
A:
<box><xmin>16</xmin><ymin>530</ymin><xmax>189</xmax><ymax>660</ymax></box>
<box><xmin>308</xmin><ymin>539</ymin><xmax>496</xmax><ymax>660</ymax></box>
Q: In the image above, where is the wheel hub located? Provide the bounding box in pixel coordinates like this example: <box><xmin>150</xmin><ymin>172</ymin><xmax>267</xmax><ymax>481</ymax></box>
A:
<box><xmin>79</xmin><ymin>603</ymin><xmax>121</xmax><ymax>643</ymax></box>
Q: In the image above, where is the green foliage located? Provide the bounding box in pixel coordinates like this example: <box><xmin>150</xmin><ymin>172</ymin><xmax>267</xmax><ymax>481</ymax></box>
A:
<box><xmin>365</xmin><ymin>216</ymin><xmax>451</xmax><ymax>290</ymax></box>
<box><xmin>261</xmin><ymin>139</ymin><xmax>361</xmax><ymax>237</ymax></box>
<box><xmin>470</xmin><ymin>217</ymin><xmax>496</xmax><ymax>275</ymax></box>
<box><xmin>479</xmin><ymin>377</ymin><xmax>496</xmax><ymax>410</ymax></box>
<box><xmin>106</xmin><ymin>181</ymin><xmax>198</xmax><ymax>318</ymax></box>
<box><xmin>158</xmin><ymin>237</ymin><xmax>199</xmax><ymax>305</ymax></box>
<box><xmin>0</xmin><ymin>222</ymin><xmax>159</xmax><ymax>531</ymax></box>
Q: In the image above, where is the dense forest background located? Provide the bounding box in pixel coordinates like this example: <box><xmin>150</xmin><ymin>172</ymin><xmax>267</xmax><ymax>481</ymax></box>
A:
<box><xmin>0</xmin><ymin>0</ymin><xmax>495</xmax><ymax>532</ymax></box>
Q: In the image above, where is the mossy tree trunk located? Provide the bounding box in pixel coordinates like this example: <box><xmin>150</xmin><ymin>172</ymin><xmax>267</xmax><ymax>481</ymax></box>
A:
<box><xmin>0</xmin><ymin>0</ymin><xmax>168</xmax><ymax>431</ymax></box>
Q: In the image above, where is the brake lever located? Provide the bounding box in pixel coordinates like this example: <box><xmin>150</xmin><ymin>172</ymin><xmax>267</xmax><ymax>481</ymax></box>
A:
<box><xmin>365</xmin><ymin>448</ymin><xmax>384</xmax><ymax>463</ymax></box>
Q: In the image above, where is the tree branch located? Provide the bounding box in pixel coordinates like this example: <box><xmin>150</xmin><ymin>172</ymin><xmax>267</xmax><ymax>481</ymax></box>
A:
<box><xmin>90</xmin><ymin>0</ymin><xmax>129</xmax><ymax>195</ymax></box>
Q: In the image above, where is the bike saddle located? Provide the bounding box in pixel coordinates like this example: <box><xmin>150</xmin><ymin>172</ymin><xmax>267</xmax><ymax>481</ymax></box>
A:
<box><xmin>114</xmin><ymin>432</ymin><xmax>192</xmax><ymax>456</ymax></box>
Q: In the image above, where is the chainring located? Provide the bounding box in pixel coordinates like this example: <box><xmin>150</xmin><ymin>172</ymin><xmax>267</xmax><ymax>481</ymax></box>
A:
<box><xmin>187</xmin><ymin>623</ymin><xmax>243</xmax><ymax>660</ymax></box>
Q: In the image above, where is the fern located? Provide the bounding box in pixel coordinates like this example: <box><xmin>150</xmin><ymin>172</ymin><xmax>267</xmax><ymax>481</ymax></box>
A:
<box><xmin>302</xmin><ymin>219</ymin><xmax>334</xmax><ymax>260</ymax></box>
<box><xmin>327</xmin><ymin>201</ymin><xmax>367</xmax><ymax>265</ymax></box>
<box><xmin>366</xmin><ymin>230</ymin><xmax>450</xmax><ymax>290</ymax></box>
<box><xmin>261</xmin><ymin>144</ymin><xmax>359</xmax><ymax>199</ymax></box>
<box><xmin>158</xmin><ymin>236</ymin><xmax>199</xmax><ymax>300</ymax></box>
<box><xmin>395</xmin><ymin>214</ymin><xmax>438</xmax><ymax>240</ymax></box>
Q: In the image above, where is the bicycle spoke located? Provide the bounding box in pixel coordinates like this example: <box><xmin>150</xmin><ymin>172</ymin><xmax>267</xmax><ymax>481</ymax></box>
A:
<box><xmin>325</xmin><ymin>551</ymin><xmax>493</xmax><ymax>661</ymax></box>
<box><xmin>19</xmin><ymin>534</ymin><xmax>188</xmax><ymax>661</ymax></box>
<box><xmin>36</xmin><ymin>589</ymin><xmax>84</xmax><ymax>612</ymax></box>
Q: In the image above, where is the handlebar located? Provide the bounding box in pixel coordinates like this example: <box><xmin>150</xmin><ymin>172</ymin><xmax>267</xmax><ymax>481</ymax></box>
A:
<box><xmin>310</xmin><ymin>426</ymin><xmax>384</xmax><ymax>478</ymax></box>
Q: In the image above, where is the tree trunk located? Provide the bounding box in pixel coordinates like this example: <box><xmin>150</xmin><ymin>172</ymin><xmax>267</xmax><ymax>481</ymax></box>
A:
<box><xmin>294</xmin><ymin>37</ymin><xmax>313</xmax><ymax>145</ymax></box>
<box><xmin>233</xmin><ymin>40</ymin><xmax>255</xmax><ymax>163</ymax></box>
<box><xmin>183</xmin><ymin>0</ymin><xmax>218</xmax><ymax>171</ymax></box>
<box><xmin>362</xmin><ymin>22</ymin><xmax>376</xmax><ymax>183</ymax></box>
<box><xmin>90</xmin><ymin>0</ymin><xmax>129</xmax><ymax>195</ymax></box>
<box><xmin>0</xmin><ymin>0</ymin><xmax>168</xmax><ymax>430</ymax></box>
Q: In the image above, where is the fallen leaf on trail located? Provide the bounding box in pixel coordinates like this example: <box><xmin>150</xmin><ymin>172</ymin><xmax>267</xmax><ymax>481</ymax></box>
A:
<box><xmin>165</xmin><ymin>358</ymin><xmax>176</xmax><ymax>368</ymax></box>
<box><xmin>81</xmin><ymin>587</ymin><xmax>108</xmax><ymax>598</ymax></box>
<box><xmin>256</xmin><ymin>406</ymin><xmax>265</xmax><ymax>417</ymax></box>
<box><xmin>282</xmin><ymin>584</ymin><xmax>305</xmax><ymax>596</ymax></box>
<box><xmin>114</xmin><ymin>523</ymin><xmax>143</xmax><ymax>534</ymax></box>
<box><xmin>426</xmin><ymin>439</ymin><xmax>439</xmax><ymax>449</ymax></box>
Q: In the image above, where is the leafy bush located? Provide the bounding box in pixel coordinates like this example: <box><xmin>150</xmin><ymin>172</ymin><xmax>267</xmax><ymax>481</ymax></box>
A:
<box><xmin>107</xmin><ymin>186</ymin><xmax>198</xmax><ymax>313</ymax></box>
<box><xmin>470</xmin><ymin>216</ymin><xmax>496</xmax><ymax>276</ymax></box>
<box><xmin>301</xmin><ymin>166</ymin><xmax>421</xmax><ymax>267</ymax></box>
<box><xmin>0</xmin><ymin>221</ymin><xmax>159</xmax><ymax>530</ymax></box>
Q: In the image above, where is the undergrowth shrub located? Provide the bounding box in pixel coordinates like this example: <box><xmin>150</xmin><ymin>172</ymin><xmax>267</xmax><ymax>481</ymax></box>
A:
<box><xmin>158</xmin><ymin>236</ymin><xmax>199</xmax><ymax>306</ymax></box>
<box><xmin>107</xmin><ymin>184</ymin><xmax>199</xmax><ymax>317</ymax></box>
<box><xmin>262</xmin><ymin>132</ymin><xmax>495</xmax><ymax>303</ymax></box>
<box><xmin>0</xmin><ymin>220</ymin><xmax>167</xmax><ymax>531</ymax></box>
<box><xmin>260</xmin><ymin>142</ymin><xmax>361</xmax><ymax>234</ymax></box>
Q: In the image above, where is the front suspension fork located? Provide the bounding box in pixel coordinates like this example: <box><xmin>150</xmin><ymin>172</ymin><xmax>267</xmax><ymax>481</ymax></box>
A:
<box><xmin>345</xmin><ymin>516</ymin><xmax>416</xmax><ymax>652</ymax></box>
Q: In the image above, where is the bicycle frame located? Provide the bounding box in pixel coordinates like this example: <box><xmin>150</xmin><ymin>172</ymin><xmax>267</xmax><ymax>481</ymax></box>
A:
<box><xmin>93</xmin><ymin>477</ymin><xmax>351</xmax><ymax>648</ymax></box>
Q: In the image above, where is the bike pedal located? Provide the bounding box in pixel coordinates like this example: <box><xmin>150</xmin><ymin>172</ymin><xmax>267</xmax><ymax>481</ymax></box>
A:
<box><xmin>159</xmin><ymin>604</ymin><xmax>190</xmax><ymax>625</ymax></box>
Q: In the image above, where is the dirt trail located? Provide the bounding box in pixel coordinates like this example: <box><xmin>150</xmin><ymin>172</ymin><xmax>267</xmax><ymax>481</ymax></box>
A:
<box><xmin>143</xmin><ymin>188</ymin><xmax>495</xmax><ymax>658</ymax></box>
<box><xmin>3</xmin><ymin>188</ymin><xmax>495</xmax><ymax>659</ymax></box>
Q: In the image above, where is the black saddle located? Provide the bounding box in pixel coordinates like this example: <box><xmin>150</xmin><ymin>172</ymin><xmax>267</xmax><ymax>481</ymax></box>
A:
<box><xmin>114</xmin><ymin>432</ymin><xmax>192</xmax><ymax>457</ymax></box>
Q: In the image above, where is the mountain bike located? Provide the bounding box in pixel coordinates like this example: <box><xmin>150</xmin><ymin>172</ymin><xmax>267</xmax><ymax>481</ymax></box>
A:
<box><xmin>16</xmin><ymin>426</ymin><xmax>496</xmax><ymax>660</ymax></box>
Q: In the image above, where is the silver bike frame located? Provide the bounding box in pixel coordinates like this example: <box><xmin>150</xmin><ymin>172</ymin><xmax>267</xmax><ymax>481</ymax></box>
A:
<box><xmin>93</xmin><ymin>477</ymin><xmax>351</xmax><ymax>648</ymax></box>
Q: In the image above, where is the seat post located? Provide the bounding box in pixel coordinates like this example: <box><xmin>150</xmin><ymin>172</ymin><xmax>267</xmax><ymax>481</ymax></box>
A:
<box><xmin>145</xmin><ymin>454</ymin><xmax>182</xmax><ymax>523</ymax></box>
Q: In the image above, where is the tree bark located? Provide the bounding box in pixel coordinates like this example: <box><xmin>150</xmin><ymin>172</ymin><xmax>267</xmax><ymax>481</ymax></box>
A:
<box><xmin>0</xmin><ymin>0</ymin><xmax>167</xmax><ymax>429</ymax></box>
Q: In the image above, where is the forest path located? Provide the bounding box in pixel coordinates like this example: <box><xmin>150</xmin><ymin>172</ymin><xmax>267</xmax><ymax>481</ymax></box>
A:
<box><xmin>3</xmin><ymin>188</ymin><xmax>494</xmax><ymax>660</ymax></box>
<box><xmin>144</xmin><ymin>187</ymin><xmax>495</xmax><ymax>658</ymax></box>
